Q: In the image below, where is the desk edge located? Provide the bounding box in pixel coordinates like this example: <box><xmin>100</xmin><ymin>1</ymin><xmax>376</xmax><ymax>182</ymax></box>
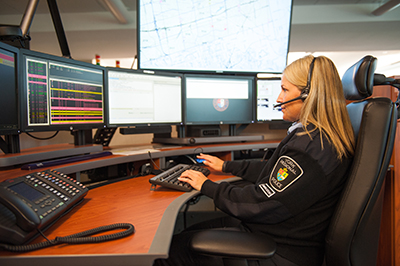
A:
<box><xmin>148</xmin><ymin>176</ymin><xmax>243</xmax><ymax>255</ymax></box>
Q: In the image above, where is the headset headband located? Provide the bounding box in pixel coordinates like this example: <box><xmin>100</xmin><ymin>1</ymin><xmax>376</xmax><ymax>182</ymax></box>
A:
<box><xmin>302</xmin><ymin>57</ymin><xmax>316</xmax><ymax>97</ymax></box>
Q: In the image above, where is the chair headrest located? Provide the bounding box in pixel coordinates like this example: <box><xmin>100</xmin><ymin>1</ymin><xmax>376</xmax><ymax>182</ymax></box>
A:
<box><xmin>342</xmin><ymin>55</ymin><xmax>377</xmax><ymax>100</ymax></box>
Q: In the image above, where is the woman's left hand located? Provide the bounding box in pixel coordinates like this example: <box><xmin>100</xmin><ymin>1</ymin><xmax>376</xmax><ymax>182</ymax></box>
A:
<box><xmin>178</xmin><ymin>170</ymin><xmax>208</xmax><ymax>191</ymax></box>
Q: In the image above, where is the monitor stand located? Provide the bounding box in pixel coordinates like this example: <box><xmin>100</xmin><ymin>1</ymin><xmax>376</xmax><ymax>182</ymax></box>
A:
<box><xmin>0</xmin><ymin>134</ymin><xmax>21</xmax><ymax>154</ymax></box>
<box><xmin>153</xmin><ymin>125</ymin><xmax>264</xmax><ymax>145</ymax></box>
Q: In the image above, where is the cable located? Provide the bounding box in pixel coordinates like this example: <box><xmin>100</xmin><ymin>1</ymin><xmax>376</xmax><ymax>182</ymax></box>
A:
<box><xmin>37</xmin><ymin>229</ymin><xmax>51</xmax><ymax>242</ymax></box>
<box><xmin>193</xmin><ymin>147</ymin><xmax>204</xmax><ymax>154</ymax></box>
<box><xmin>184</xmin><ymin>155</ymin><xmax>197</xmax><ymax>164</ymax></box>
<box><xmin>190</xmin><ymin>147</ymin><xmax>205</xmax><ymax>164</ymax></box>
<box><xmin>0</xmin><ymin>223</ymin><xmax>135</xmax><ymax>252</ymax></box>
<box><xmin>131</xmin><ymin>55</ymin><xmax>137</xmax><ymax>69</ymax></box>
<box><xmin>25</xmin><ymin>131</ymin><xmax>59</xmax><ymax>140</ymax></box>
<box><xmin>148</xmin><ymin>150</ymin><xmax>164</xmax><ymax>172</ymax></box>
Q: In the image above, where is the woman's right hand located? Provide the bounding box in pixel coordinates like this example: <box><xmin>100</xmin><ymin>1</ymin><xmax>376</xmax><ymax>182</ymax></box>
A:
<box><xmin>197</xmin><ymin>153</ymin><xmax>225</xmax><ymax>172</ymax></box>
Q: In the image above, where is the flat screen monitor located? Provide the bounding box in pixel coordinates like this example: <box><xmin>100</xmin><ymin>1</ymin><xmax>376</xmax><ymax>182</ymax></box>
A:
<box><xmin>19</xmin><ymin>49</ymin><xmax>106</xmax><ymax>132</ymax></box>
<box><xmin>105</xmin><ymin>68</ymin><xmax>183</xmax><ymax>127</ymax></box>
<box><xmin>137</xmin><ymin>0</ymin><xmax>292</xmax><ymax>74</ymax></box>
<box><xmin>256</xmin><ymin>78</ymin><xmax>284</xmax><ymax>121</ymax></box>
<box><xmin>183</xmin><ymin>74</ymin><xmax>255</xmax><ymax>125</ymax></box>
<box><xmin>0</xmin><ymin>42</ymin><xmax>20</xmax><ymax>135</ymax></box>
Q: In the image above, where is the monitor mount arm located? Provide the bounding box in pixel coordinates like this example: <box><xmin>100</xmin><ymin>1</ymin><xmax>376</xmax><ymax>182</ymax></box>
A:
<box><xmin>46</xmin><ymin>0</ymin><xmax>71</xmax><ymax>58</ymax></box>
<box><xmin>0</xmin><ymin>0</ymin><xmax>71</xmax><ymax>58</ymax></box>
<box><xmin>0</xmin><ymin>0</ymin><xmax>38</xmax><ymax>47</ymax></box>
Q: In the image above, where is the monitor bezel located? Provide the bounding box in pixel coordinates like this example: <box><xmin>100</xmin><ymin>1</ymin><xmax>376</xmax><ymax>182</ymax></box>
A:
<box><xmin>182</xmin><ymin>73</ymin><xmax>256</xmax><ymax>126</ymax></box>
<box><xmin>136</xmin><ymin>0</ymin><xmax>293</xmax><ymax>75</ymax></box>
<box><xmin>0</xmin><ymin>41</ymin><xmax>20</xmax><ymax>135</ymax></box>
<box><xmin>19</xmin><ymin>49</ymin><xmax>107</xmax><ymax>133</ymax></box>
<box><xmin>104</xmin><ymin>67</ymin><xmax>184</xmax><ymax>128</ymax></box>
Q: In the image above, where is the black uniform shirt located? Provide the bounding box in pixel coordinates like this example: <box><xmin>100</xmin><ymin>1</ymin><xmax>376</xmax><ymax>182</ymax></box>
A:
<box><xmin>201</xmin><ymin>125</ymin><xmax>353</xmax><ymax>266</ymax></box>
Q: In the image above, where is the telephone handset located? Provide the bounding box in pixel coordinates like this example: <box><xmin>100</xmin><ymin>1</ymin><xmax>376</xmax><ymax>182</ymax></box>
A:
<box><xmin>0</xmin><ymin>169</ymin><xmax>88</xmax><ymax>245</ymax></box>
<box><xmin>0</xmin><ymin>187</ymin><xmax>41</xmax><ymax>231</ymax></box>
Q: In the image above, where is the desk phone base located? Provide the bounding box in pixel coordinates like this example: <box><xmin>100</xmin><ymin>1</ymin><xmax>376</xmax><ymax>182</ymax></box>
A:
<box><xmin>0</xmin><ymin>169</ymin><xmax>88</xmax><ymax>245</ymax></box>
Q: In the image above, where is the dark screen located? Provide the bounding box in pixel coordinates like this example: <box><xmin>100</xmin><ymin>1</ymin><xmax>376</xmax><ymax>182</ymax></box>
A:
<box><xmin>0</xmin><ymin>43</ymin><xmax>19</xmax><ymax>134</ymax></box>
<box><xmin>9</xmin><ymin>182</ymin><xmax>44</xmax><ymax>202</ymax></box>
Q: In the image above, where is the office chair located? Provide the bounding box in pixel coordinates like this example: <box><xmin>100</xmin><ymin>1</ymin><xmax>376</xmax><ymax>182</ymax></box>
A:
<box><xmin>189</xmin><ymin>55</ymin><xmax>398</xmax><ymax>266</ymax></box>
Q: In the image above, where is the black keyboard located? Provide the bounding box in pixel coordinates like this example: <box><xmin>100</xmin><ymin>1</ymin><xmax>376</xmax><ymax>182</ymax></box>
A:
<box><xmin>149</xmin><ymin>164</ymin><xmax>210</xmax><ymax>192</ymax></box>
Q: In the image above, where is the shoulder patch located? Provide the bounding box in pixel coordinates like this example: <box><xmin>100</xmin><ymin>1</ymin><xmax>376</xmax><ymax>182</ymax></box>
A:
<box><xmin>269</xmin><ymin>156</ymin><xmax>303</xmax><ymax>192</ymax></box>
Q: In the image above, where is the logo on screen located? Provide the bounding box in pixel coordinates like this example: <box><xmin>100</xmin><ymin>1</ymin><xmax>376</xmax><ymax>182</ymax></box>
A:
<box><xmin>213</xmin><ymin>98</ymin><xmax>229</xmax><ymax>112</ymax></box>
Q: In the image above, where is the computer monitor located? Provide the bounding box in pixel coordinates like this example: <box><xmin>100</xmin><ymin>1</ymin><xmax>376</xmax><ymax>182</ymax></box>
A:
<box><xmin>0</xmin><ymin>42</ymin><xmax>20</xmax><ymax>135</ymax></box>
<box><xmin>183</xmin><ymin>74</ymin><xmax>255</xmax><ymax>125</ymax></box>
<box><xmin>105</xmin><ymin>68</ymin><xmax>183</xmax><ymax>127</ymax></box>
<box><xmin>256</xmin><ymin>78</ymin><xmax>284</xmax><ymax>121</ymax></box>
<box><xmin>137</xmin><ymin>0</ymin><xmax>292</xmax><ymax>74</ymax></box>
<box><xmin>19</xmin><ymin>49</ymin><xmax>106</xmax><ymax>132</ymax></box>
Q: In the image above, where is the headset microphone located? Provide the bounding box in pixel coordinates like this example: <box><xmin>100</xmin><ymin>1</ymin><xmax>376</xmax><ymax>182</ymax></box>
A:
<box><xmin>273</xmin><ymin>57</ymin><xmax>316</xmax><ymax>110</ymax></box>
<box><xmin>273</xmin><ymin>93</ymin><xmax>308</xmax><ymax>109</ymax></box>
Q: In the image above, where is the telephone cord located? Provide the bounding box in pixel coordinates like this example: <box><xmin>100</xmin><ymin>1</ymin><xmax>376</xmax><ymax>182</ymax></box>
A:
<box><xmin>0</xmin><ymin>223</ymin><xmax>135</xmax><ymax>252</ymax></box>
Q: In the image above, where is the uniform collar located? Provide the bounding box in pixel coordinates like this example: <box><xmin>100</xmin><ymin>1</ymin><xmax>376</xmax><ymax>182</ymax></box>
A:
<box><xmin>287</xmin><ymin>122</ymin><xmax>303</xmax><ymax>134</ymax></box>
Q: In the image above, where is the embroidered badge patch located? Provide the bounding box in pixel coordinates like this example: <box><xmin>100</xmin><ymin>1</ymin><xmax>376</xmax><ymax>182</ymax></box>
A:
<box><xmin>269</xmin><ymin>156</ymin><xmax>303</xmax><ymax>192</ymax></box>
<box><xmin>277</xmin><ymin>168</ymin><xmax>289</xmax><ymax>181</ymax></box>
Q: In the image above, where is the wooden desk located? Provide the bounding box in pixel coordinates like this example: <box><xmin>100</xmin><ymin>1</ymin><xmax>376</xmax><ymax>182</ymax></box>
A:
<box><xmin>1</xmin><ymin>141</ymin><xmax>275</xmax><ymax>266</ymax></box>
<box><xmin>0</xmin><ymin>168</ymin><xmax>236</xmax><ymax>266</ymax></box>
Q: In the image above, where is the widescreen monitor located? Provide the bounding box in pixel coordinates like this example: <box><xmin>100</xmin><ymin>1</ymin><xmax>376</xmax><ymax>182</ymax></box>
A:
<box><xmin>106</xmin><ymin>68</ymin><xmax>183</xmax><ymax>127</ymax></box>
<box><xmin>0</xmin><ymin>41</ymin><xmax>20</xmax><ymax>135</ymax></box>
<box><xmin>19</xmin><ymin>49</ymin><xmax>106</xmax><ymax>132</ymax></box>
<box><xmin>256</xmin><ymin>78</ymin><xmax>284</xmax><ymax>121</ymax></box>
<box><xmin>183</xmin><ymin>74</ymin><xmax>255</xmax><ymax>125</ymax></box>
<box><xmin>137</xmin><ymin>0</ymin><xmax>292</xmax><ymax>74</ymax></box>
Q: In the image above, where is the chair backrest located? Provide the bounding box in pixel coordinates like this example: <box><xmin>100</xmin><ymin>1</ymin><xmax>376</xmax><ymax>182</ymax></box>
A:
<box><xmin>324</xmin><ymin>56</ymin><xmax>397</xmax><ymax>266</ymax></box>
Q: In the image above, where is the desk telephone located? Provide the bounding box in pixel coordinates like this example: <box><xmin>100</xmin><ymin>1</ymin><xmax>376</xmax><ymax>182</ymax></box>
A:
<box><xmin>0</xmin><ymin>169</ymin><xmax>88</xmax><ymax>245</ymax></box>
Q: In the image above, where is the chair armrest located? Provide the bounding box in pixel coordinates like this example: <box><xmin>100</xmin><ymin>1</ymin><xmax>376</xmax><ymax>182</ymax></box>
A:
<box><xmin>190</xmin><ymin>229</ymin><xmax>276</xmax><ymax>259</ymax></box>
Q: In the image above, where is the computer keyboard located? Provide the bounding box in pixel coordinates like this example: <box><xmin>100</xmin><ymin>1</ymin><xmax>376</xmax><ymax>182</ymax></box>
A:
<box><xmin>149</xmin><ymin>164</ymin><xmax>210</xmax><ymax>192</ymax></box>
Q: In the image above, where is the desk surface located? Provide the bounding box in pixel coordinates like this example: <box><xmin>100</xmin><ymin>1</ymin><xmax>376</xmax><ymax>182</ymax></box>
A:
<box><xmin>0</xmin><ymin>141</ymin><xmax>274</xmax><ymax>266</ymax></box>
<box><xmin>0</xmin><ymin>169</ymin><xmax>235</xmax><ymax>266</ymax></box>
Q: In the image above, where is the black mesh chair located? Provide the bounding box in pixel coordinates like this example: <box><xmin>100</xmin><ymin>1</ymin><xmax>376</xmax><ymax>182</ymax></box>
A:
<box><xmin>189</xmin><ymin>55</ymin><xmax>397</xmax><ymax>266</ymax></box>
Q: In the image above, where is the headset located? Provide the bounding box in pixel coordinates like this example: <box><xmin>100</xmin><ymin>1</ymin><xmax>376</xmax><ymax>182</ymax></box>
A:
<box><xmin>273</xmin><ymin>57</ymin><xmax>316</xmax><ymax>109</ymax></box>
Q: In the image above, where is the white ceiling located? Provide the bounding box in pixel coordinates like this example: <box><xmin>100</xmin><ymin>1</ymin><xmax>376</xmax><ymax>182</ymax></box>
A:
<box><xmin>0</xmin><ymin>0</ymin><xmax>399</xmax><ymax>76</ymax></box>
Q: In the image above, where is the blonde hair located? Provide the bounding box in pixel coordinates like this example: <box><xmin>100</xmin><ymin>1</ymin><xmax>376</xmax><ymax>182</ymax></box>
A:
<box><xmin>283</xmin><ymin>55</ymin><xmax>355</xmax><ymax>159</ymax></box>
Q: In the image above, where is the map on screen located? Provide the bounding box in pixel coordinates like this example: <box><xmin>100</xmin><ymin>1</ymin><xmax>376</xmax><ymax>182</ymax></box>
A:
<box><xmin>138</xmin><ymin>0</ymin><xmax>292</xmax><ymax>73</ymax></box>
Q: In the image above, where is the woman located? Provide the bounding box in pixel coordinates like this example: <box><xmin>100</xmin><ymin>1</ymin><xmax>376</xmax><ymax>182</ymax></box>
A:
<box><xmin>154</xmin><ymin>55</ymin><xmax>355</xmax><ymax>266</ymax></box>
